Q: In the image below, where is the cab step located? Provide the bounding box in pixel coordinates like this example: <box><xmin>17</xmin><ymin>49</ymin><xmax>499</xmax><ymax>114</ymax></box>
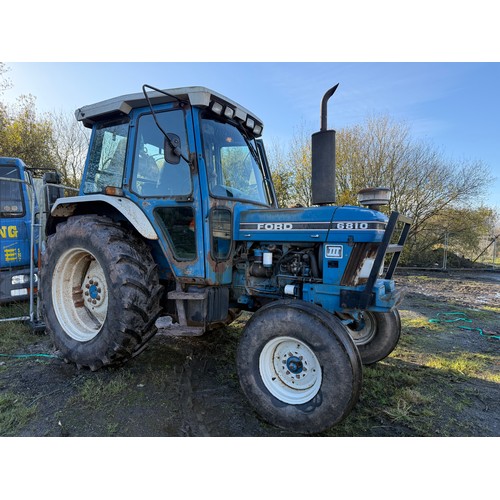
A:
<box><xmin>155</xmin><ymin>316</ymin><xmax>205</xmax><ymax>337</ymax></box>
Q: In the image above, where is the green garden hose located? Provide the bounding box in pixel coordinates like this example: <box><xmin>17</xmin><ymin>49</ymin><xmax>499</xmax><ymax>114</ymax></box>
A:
<box><xmin>429</xmin><ymin>311</ymin><xmax>500</xmax><ymax>340</ymax></box>
<box><xmin>0</xmin><ymin>353</ymin><xmax>60</xmax><ymax>359</ymax></box>
<box><xmin>428</xmin><ymin>312</ymin><xmax>472</xmax><ymax>324</ymax></box>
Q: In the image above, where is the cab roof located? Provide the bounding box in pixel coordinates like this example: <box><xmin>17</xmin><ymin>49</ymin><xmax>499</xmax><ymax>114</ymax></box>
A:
<box><xmin>0</xmin><ymin>157</ymin><xmax>27</xmax><ymax>168</ymax></box>
<box><xmin>75</xmin><ymin>86</ymin><xmax>264</xmax><ymax>137</ymax></box>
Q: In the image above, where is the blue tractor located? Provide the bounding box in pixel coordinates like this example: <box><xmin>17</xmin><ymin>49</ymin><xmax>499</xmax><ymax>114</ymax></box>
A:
<box><xmin>41</xmin><ymin>84</ymin><xmax>411</xmax><ymax>433</ymax></box>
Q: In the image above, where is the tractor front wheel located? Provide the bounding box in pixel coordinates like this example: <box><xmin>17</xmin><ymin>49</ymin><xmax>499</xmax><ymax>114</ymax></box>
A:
<box><xmin>343</xmin><ymin>309</ymin><xmax>401</xmax><ymax>365</ymax></box>
<box><xmin>237</xmin><ymin>300</ymin><xmax>362</xmax><ymax>434</ymax></box>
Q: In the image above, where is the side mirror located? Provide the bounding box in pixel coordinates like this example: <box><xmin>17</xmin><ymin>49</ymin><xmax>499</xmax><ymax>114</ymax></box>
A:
<box><xmin>42</xmin><ymin>171</ymin><xmax>65</xmax><ymax>212</ymax></box>
<box><xmin>164</xmin><ymin>133</ymin><xmax>181</xmax><ymax>165</ymax></box>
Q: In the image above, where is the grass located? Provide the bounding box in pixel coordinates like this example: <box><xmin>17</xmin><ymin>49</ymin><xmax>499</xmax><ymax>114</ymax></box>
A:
<box><xmin>483</xmin><ymin>305</ymin><xmax>500</xmax><ymax>314</ymax></box>
<box><xmin>0</xmin><ymin>301</ymin><xmax>30</xmax><ymax>320</ymax></box>
<box><xmin>0</xmin><ymin>391</ymin><xmax>37</xmax><ymax>436</ymax></box>
<box><xmin>406</xmin><ymin>275</ymin><xmax>435</xmax><ymax>282</ymax></box>
<box><xmin>425</xmin><ymin>353</ymin><xmax>500</xmax><ymax>383</ymax></box>
<box><xmin>78</xmin><ymin>371</ymin><xmax>133</xmax><ymax>407</ymax></box>
<box><xmin>0</xmin><ymin>302</ymin><xmax>49</xmax><ymax>358</ymax></box>
<box><xmin>403</xmin><ymin>315</ymin><xmax>445</xmax><ymax>331</ymax></box>
<box><xmin>0</xmin><ymin>319</ymin><xmax>33</xmax><ymax>353</ymax></box>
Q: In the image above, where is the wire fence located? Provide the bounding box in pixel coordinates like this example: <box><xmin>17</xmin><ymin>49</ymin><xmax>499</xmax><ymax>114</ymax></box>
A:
<box><xmin>398</xmin><ymin>231</ymin><xmax>499</xmax><ymax>271</ymax></box>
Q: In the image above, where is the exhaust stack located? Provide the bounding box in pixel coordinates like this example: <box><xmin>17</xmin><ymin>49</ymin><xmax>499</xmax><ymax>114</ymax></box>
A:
<box><xmin>311</xmin><ymin>84</ymin><xmax>339</xmax><ymax>206</ymax></box>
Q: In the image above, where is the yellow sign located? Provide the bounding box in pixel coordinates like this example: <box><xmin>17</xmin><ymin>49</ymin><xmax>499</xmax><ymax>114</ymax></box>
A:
<box><xmin>0</xmin><ymin>225</ymin><xmax>19</xmax><ymax>238</ymax></box>
<box><xmin>3</xmin><ymin>247</ymin><xmax>22</xmax><ymax>262</ymax></box>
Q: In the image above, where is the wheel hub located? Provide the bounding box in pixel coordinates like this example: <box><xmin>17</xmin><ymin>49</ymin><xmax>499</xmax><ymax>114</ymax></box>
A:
<box><xmin>89</xmin><ymin>284</ymin><xmax>99</xmax><ymax>299</ymax></box>
<box><xmin>259</xmin><ymin>336</ymin><xmax>322</xmax><ymax>405</ymax></box>
<box><xmin>345</xmin><ymin>312</ymin><xmax>376</xmax><ymax>345</ymax></box>
<box><xmin>286</xmin><ymin>355</ymin><xmax>304</xmax><ymax>374</ymax></box>
<box><xmin>84</xmin><ymin>276</ymin><xmax>104</xmax><ymax>306</ymax></box>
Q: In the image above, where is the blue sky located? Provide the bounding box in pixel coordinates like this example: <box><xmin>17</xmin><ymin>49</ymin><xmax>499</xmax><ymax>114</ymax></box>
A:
<box><xmin>2</xmin><ymin>62</ymin><xmax>499</xmax><ymax>210</ymax></box>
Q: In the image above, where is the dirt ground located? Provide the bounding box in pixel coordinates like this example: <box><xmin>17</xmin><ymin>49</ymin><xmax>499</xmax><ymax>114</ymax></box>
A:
<box><xmin>0</xmin><ymin>269</ymin><xmax>499</xmax><ymax>437</ymax></box>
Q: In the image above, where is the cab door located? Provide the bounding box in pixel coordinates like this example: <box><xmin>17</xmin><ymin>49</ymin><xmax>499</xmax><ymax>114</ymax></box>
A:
<box><xmin>125</xmin><ymin>103</ymin><xmax>205</xmax><ymax>283</ymax></box>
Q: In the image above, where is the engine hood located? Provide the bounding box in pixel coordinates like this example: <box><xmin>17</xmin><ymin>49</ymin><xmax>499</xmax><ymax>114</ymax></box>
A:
<box><xmin>235</xmin><ymin>205</ymin><xmax>388</xmax><ymax>243</ymax></box>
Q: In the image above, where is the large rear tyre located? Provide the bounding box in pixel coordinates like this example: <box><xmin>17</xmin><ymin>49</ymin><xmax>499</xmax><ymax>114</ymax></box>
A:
<box><xmin>237</xmin><ymin>300</ymin><xmax>362</xmax><ymax>434</ymax></box>
<box><xmin>40</xmin><ymin>216</ymin><xmax>163</xmax><ymax>370</ymax></box>
<box><xmin>344</xmin><ymin>309</ymin><xmax>401</xmax><ymax>365</ymax></box>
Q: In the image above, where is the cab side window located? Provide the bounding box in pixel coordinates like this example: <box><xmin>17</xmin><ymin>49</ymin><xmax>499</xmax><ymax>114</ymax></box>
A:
<box><xmin>132</xmin><ymin>110</ymin><xmax>191</xmax><ymax>197</ymax></box>
<box><xmin>84</xmin><ymin>120</ymin><xmax>129</xmax><ymax>194</ymax></box>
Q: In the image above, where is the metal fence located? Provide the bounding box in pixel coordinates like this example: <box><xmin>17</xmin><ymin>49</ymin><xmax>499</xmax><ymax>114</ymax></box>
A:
<box><xmin>398</xmin><ymin>231</ymin><xmax>499</xmax><ymax>271</ymax></box>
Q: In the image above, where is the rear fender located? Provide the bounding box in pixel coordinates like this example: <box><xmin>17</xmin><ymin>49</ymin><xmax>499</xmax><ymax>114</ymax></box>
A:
<box><xmin>47</xmin><ymin>195</ymin><xmax>158</xmax><ymax>240</ymax></box>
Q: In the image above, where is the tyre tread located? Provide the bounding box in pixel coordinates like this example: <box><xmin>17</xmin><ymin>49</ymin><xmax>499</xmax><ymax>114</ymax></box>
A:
<box><xmin>41</xmin><ymin>215</ymin><xmax>163</xmax><ymax>369</ymax></box>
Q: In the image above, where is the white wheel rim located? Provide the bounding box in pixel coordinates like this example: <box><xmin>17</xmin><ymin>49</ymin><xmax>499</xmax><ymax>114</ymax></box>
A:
<box><xmin>52</xmin><ymin>247</ymin><xmax>109</xmax><ymax>342</ymax></box>
<box><xmin>347</xmin><ymin>312</ymin><xmax>376</xmax><ymax>345</ymax></box>
<box><xmin>259</xmin><ymin>336</ymin><xmax>322</xmax><ymax>405</ymax></box>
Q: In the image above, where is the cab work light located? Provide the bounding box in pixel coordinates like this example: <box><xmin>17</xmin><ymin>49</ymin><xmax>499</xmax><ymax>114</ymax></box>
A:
<box><xmin>211</xmin><ymin>101</ymin><xmax>224</xmax><ymax>115</ymax></box>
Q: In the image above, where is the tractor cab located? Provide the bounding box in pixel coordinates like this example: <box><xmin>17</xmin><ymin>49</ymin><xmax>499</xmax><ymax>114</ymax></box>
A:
<box><xmin>67</xmin><ymin>86</ymin><xmax>276</xmax><ymax>285</ymax></box>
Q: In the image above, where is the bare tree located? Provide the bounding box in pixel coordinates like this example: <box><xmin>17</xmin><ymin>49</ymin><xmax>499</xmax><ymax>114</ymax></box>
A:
<box><xmin>267</xmin><ymin>138</ymin><xmax>298</xmax><ymax>208</ymax></box>
<box><xmin>268</xmin><ymin>124</ymin><xmax>313</xmax><ymax>207</ymax></box>
<box><xmin>267</xmin><ymin>113</ymin><xmax>494</xmax><ymax>264</ymax></box>
<box><xmin>0</xmin><ymin>62</ymin><xmax>11</xmax><ymax>96</ymax></box>
<box><xmin>0</xmin><ymin>63</ymin><xmax>10</xmax><ymax>131</ymax></box>
<box><xmin>49</xmin><ymin>110</ymin><xmax>90</xmax><ymax>187</ymax></box>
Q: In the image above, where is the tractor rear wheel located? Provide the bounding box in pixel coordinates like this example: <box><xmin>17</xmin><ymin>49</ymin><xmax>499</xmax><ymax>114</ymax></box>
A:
<box><xmin>344</xmin><ymin>309</ymin><xmax>401</xmax><ymax>365</ymax></box>
<box><xmin>236</xmin><ymin>300</ymin><xmax>362</xmax><ymax>434</ymax></box>
<box><xmin>40</xmin><ymin>215</ymin><xmax>163</xmax><ymax>370</ymax></box>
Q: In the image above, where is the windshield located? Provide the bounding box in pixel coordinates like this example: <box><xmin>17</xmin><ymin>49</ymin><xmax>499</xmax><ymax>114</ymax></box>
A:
<box><xmin>0</xmin><ymin>165</ymin><xmax>25</xmax><ymax>217</ymax></box>
<box><xmin>201</xmin><ymin>116</ymin><xmax>271</xmax><ymax>205</ymax></box>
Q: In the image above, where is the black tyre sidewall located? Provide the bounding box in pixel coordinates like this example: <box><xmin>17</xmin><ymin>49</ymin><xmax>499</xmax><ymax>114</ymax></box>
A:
<box><xmin>237</xmin><ymin>300</ymin><xmax>362</xmax><ymax>434</ymax></box>
<box><xmin>355</xmin><ymin>310</ymin><xmax>401</xmax><ymax>365</ymax></box>
<box><xmin>41</xmin><ymin>216</ymin><xmax>161</xmax><ymax>369</ymax></box>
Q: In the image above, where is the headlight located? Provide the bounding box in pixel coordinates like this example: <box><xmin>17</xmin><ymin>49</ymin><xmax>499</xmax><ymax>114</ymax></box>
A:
<box><xmin>11</xmin><ymin>273</ymin><xmax>37</xmax><ymax>285</ymax></box>
<box><xmin>12</xmin><ymin>274</ymin><xmax>30</xmax><ymax>285</ymax></box>
<box><xmin>358</xmin><ymin>258</ymin><xmax>375</xmax><ymax>279</ymax></box>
